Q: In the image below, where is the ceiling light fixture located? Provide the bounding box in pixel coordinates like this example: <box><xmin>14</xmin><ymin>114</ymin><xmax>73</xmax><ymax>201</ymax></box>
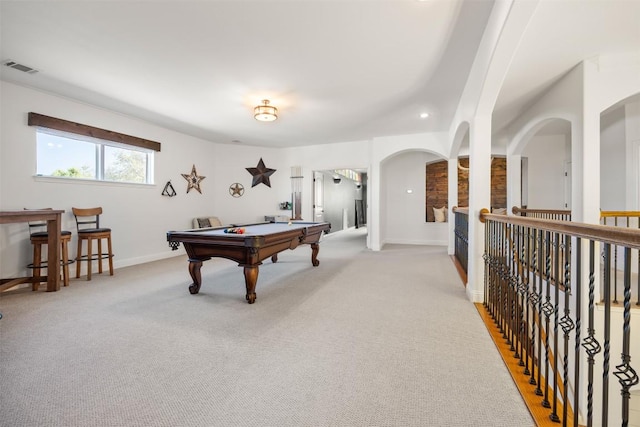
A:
<box><xmin>420</xmin><ymin>112</ymin><xmax>429</xmax><ymax>119</ymax></box>
<box><xmin>254</xmin><ymin>99</ymin><xmax>278</xmax><ymax>122</ymax></box>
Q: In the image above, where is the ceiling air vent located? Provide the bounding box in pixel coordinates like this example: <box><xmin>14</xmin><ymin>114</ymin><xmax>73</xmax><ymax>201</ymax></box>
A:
<box><xmin>3</xmin><ymin>60</ymin><xmax>39</xmax><ymax>74</ymax></box>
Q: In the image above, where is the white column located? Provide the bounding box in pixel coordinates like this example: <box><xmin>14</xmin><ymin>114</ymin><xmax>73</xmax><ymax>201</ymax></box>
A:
<box><xmin>577</xmin><ymin>59</ymin><xmax>600</xmax><ymax>225</ymax></box>
<box><xmin>369</xmin><ymin>161</ymin><xmax>381</xmax><ymax>251</ymax></box>
<box><xmin>466</xmin><ymin>115</ymin><xmax>492</xmax><ymax>302</ymax></box>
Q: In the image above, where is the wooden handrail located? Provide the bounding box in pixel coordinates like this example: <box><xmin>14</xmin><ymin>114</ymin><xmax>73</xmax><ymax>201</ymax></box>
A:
<box><xmin>512</xmin><ymin>208</ymin><xmax>640</xmax><ymax>218</ymax></box>
<box><xmin>512</xmin><ymin>206</ymin><xmax>572</xmax><ymax>216</ymax></box>
<box><xmin>480</xmin><ymin>209</ymin><xmax>640</xmax><ymax>250</ymax></box>
<box><xmin>452</xmin><ymin>206</ymin><xmax>469</xmax><ymax>215</ymax></box>
<box><xmin>512</xmin><ymin>207</ymin><xmax>640</xmax><ymax>219</ymax></box>
<box><xmin>600</xmin><ymin>210</ymin><xmax>640</xmax><ymax>218</ymax></box>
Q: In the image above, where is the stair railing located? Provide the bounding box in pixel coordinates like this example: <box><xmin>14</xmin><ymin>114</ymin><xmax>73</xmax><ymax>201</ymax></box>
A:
<box><xmin>452</xmin><ymin>206</ymin><xmax>469</xmax><ymax>276</ymax></box>
<box><xmin>513</xmin><ymin>206</ymin><xmax>573</xmax><ymax>221</ymax></box>
<box><xmin>600</xmin><ymin>211</ymin><xmax>640</xmax><ymax>307</ymax></box>
<box><xmin>480</xmin><ymin>209</ymin><xmax>639</xmax><ymax>426</ymax></box>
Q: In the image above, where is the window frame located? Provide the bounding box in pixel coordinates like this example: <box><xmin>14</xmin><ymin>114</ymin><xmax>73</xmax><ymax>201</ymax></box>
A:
<box><xmin>29</xmin><ymin>112</ymin><xmax>160</xmax><ymax>185</ymax></box>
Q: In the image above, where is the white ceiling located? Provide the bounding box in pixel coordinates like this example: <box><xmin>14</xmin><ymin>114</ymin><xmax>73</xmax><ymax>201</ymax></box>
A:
<box><xmin>493</xmin><ymin>0</ymin><xmax>640</xmax><ymax>132</ymax></box>
<box><xmin>1</xmin><ymin>1</ymin><xmax>639</xmax><ymax>148</ymax></box>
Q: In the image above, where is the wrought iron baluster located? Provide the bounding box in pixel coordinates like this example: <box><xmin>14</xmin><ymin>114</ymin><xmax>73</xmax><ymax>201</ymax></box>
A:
<box><xmin>613</xmin><ymin>247</ymin><xmax>639</xmax><ymax>427</ymax></box>
<box><xmin>520</xmin><ymin>227</ymin><xmax>531</xmax><ymax>375</ymax></box>
<box><xmin>542</xmin><ymin>231</ymin><xmax>553</xmax><ymax>408</ymax></box>
<box><xmin>508</xmin><ymin>224</ymin><xmax>514</xmax><ymax>349</ymax></box>
<box><xmin>493</xmin><ymin>220</ymin><xmax>500</xmax><ymax>322</ymax></box>
<box><xmin>614</xmin><ymin>260</ymin><xmax>619</xmax><ymax>304</ymax></box>
<box><xmin>613</xmin><ymin>217</ymin><xmax>618</xmax><ymax>304</ymax></box>
<box><xmin>517</xmin><ymin>225</ymin><xmax>527</xmax><ymax>368</ymax></box>
<box><xmin>483</xmin><ymin>220</ymin><xmax>490</xmax><ymax>309</ymax></box>
<box><xmin>637</xmin><ymin>218</ymin><xmax>640</xmax><ymax>306</ymax></box>
<box><xmin>573</xmin><ymin>238</ymin><xmax>582</xmax><ymax>427</ymax></box>
<box><xmin>491</xmin><ymin>221</ymin><xmax>498</xmax><ymax>322</ymax></box>
<box><xmin>581</xmin><ymin>240</ymin><xmax>600</xmax><ymax>427</ymax></box>
<box><xmin>559</xmin><ymin>234</ymin><xmax>574</xmax><ymax>425</ymax></box>
<box><xmin>494</xmin><ymin>220</ymin><xmax>500</xmax><ymax>320</ymax></box>
<box><xmin>486</xmin><ymin>220</ymin><xmax>492</xmax><ymax>314</ymax></box>
<box><xmin>489</xmin><ymin>220</ymin><xmax>495</xmax><ymax>318</ymax></box>
<box><xmin>499</xmin><ymin>222</ymin><xmax>505</xmax><ymax>335</ymax></box>
<box><xmin>500</xmin><ymin>222</ymin><xmax>508</xmax><ymax>338</ymax></box>
<box><xmin>536</xmin><ymin>229</ymin><xmax>544</xmax><ymax>396</ymax></box>
<box><xmin>528</xmin><ymin>227</ymin><xmax>539</xmax><ymax>385</ymax></box>
<box><xmin>504</xmin><ymin>223</ymin><xmax>510</xmax><ymax>341</ymax></box>
<box><xmin>602</xmin><ymin>243</ymin><xmax>611</xmax><ymax>427</ymax></box>
<box><xmin>507</xmin><ymin>224</ymin><xmax>516</xmax><ymax>351</ymax></box>
<box><xmin>548</xmin><ymin>232</ymin><xmax>560</xmax><ymax>421</ymax></box>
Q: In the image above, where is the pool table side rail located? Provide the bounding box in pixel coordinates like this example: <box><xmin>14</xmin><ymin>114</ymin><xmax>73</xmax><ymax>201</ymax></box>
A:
<box><xmin>166</xmin><ymin>222</ymin><xmax>331</xmax><ymax>252</ymax></box>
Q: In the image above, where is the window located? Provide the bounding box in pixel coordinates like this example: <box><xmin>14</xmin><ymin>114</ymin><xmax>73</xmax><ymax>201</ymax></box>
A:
<box><xmin>29</xmin><ymin>112</ymin><xmax>160</xmax><ymax>184</ymax></box>
<box><xmin>36</xmin><ymin>130</ymin><xmax>153</xmax><ymax>183</ymax></box>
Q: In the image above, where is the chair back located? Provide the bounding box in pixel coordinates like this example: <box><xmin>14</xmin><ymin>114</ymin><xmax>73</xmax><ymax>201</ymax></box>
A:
<box><xmin>72</xmin><ymin>207</ymin><xmax>103</xmax><ymax>231</ymax></box>
<box><xmin>24</xmin><ymin>208</ymin><xmax>54</xmax><ymax>236</ymax></box>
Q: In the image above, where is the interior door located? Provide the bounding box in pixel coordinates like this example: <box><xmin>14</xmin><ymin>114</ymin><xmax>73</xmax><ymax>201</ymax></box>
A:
<box><xmin>313</xmin><ymin>171</ymin><xmax>324</xmax><ymax>223</ymax></box>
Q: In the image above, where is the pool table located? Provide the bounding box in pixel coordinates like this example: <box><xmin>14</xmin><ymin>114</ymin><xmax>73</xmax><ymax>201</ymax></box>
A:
<box><xmin>167</xmin><ymin>221</ymin><xmax>331</xmax><ymax>303</ymax></box>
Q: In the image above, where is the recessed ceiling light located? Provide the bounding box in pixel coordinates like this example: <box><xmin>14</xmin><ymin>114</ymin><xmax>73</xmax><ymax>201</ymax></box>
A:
<box><xmin>420</xmin><ymin>112</ymin><xmax>429</xmax><ymax>119</ymax></box>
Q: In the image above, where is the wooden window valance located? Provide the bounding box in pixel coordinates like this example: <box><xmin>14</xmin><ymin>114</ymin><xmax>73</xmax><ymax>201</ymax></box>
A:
<box><xmin>28</xmin><ymin>112</ymin><xmax>161</xmax><ymax>152</ymax></box>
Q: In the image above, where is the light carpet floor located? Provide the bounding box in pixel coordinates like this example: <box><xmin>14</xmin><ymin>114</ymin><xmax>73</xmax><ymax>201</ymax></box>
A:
<box><xmin>0</xmin><ymin>227</ymin><xmax>533</xmax><ymax>426</ymax></box>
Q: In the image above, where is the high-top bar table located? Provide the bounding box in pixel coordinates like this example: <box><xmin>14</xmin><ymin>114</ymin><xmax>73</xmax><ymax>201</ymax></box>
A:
<box><xmin>0</xmin><ymin>209</ymin><xmax>64</xmax><ymax>292</ymax></box>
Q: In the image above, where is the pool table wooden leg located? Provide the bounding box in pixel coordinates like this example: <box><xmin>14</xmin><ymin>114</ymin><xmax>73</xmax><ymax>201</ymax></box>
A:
<box><xmin>188</xmin><ymin>259</ymin><xmax>203</xmax><ymax>294</ymax></box>
<box><xmin>244</xmin><ymin>266</ymin><xmax>258</xmax><ymax>304</ymax></box>
<box><xmin>311</xmin><ymin>243</ymin><xmax>320</xmax><ymax>266</ymax></box>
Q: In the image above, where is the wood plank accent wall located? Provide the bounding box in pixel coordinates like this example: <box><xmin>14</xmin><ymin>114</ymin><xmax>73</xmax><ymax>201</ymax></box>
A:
<box><xmin>425</xmin><ymin>157</ymin><xmax>507</xmax><ymax>222</ymax></box>
<box><xmin>491</xmin><ymin>157</ymin><xmax>507</xmax><ymax>209</ymax></box>
<box><xmin>425</xmin><ymin>161</ymin><xmax>449</xmax><ymax>222</ymax></box>
<box><xmin>458</xmin><ymin>158</ymin><xmax>469</xmax><ymax>208</ymax></box>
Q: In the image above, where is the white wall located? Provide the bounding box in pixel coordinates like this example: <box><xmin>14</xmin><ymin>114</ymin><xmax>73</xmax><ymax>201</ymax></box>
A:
<box><xmin>0</xmin><ymin>82</ymin><xmax>285</xmax><ymax>277</ymax></box>
<box><xmin>371</xmin><ymin>133</ymin><xmax>449</xmax><ymax>250</ymax></box>
<box><xmin>381</xmin><ymin>150</ymin><xmax>448</xmax><ymax>246</ymax></box>
<box><xmin>1</xmin><ymin>81</ymin><xmax>459</xmax><ymax>282</ymax></box>
<box><xmin>625</xmin><ymin>100</ymin><xmax>640</xmax><ymax>210</ymax></box>
<box><xmin>600</xmin><ymin>105</ymin><xmax>627</xmax><ymax>210</ymax></box>
<box><xmin>522</xmin><ymin>134</ymin><xmax>569</xmax><ymax>209</ymax></box>
<box><xmin>285</xmin><ymin>139</ymin><xmax>370</xmax><ymax>224</ymax></box>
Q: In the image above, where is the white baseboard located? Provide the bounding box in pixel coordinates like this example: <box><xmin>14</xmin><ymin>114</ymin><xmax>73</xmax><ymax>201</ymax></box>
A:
<box><xmin>113</xmin><ymin>249</ymin><xmax>184</xmax><ymax>269</ymax></box>
<box><xmin>466</xmin><ymin>285</ymin><xmax>484</xmax><ymax>303</ymax></box>
<box><xmin>382</xmin><ymin>238</ymin><xmax>447</xmax><ymax>246</ymax></box>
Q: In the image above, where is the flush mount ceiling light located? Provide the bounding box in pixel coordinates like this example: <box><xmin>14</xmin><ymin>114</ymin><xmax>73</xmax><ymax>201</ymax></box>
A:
<box><xmin>254</xmin><ymin>99</ymin><xmax>278</xmax><ymax>122</ymax></box>
<box><xmin>420</xmin><ymin>112</ymin><xmax>430</xmax><ymax>119</ymax></box>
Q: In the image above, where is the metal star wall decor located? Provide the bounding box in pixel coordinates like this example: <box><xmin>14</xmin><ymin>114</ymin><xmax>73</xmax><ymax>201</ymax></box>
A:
<box><xmin>181</xmin><ymin>164</ymin><xmax>206</xmax><ymax>194</ymax></box>
<box><xmin>229</xmin><ymin>182</ymin><xmax>244</xmax><ymax>197</ymax></box>
<box><xmin>246</xmin><ymin>158</ymin><xmax>276</xmax><ymax>188</ymax></box>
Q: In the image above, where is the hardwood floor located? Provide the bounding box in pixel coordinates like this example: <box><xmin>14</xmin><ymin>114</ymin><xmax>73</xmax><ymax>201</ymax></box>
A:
<box><xmin>475</xmin><ymin>303</ymin><xmax>583</xmax><ymax>427</ymax></box>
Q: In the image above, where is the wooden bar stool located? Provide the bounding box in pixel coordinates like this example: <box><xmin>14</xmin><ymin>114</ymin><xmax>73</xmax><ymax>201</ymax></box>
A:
<box><xmin>27</xmin><ymin>211</ymin><xmax>74</xmax><ymax>290</ymax></box>
<box><xmin>72</xmin><ymin>207</ymin><xmax>114</xmax><ymax>281</ymax></box>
